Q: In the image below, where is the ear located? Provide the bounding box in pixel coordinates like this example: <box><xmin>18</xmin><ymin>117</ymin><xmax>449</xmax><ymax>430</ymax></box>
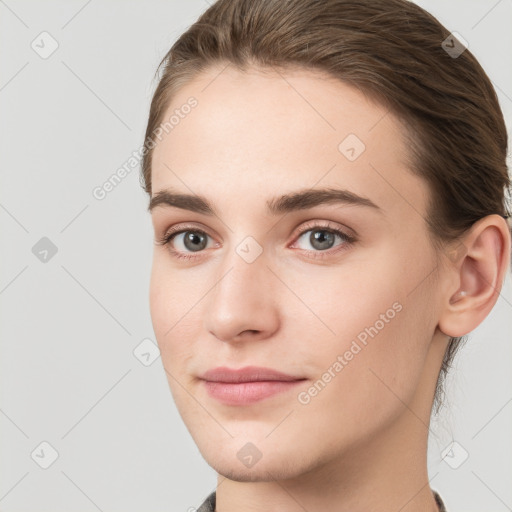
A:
<box><xmin>438</xmin><ymin>214</ymin><xmax>511</xmax><ymax>338</ymax></box>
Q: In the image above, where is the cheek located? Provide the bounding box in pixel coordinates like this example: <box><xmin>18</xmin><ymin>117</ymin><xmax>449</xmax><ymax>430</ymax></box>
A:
<box><xmin>292</xmin><ymin>260</ymin><xmax>429</xmax><ymax>410</ymax></box>
<box><xmin>289</xmin><ymin>259</ymin><xmax>397</xmax><ymax>344</ymax></box>
<box><xmin>149</xmin><ymin>255</ymin><xmax>206</xmax><ymax>373</ymax></box>
<box><xmin>149</xmin><ymin>256</ymin><xmax>183</xmax><ymax>357</ymax></box>
<box><xmin>149</xmin><ymin>256</ymin><xmax>169</xmax><ymax>339</ymax></box>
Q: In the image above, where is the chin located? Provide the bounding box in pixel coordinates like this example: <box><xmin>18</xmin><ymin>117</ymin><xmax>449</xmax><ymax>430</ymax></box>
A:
<box><xmin>211</xmin><ymin>465</ymin><xmax>273</xmax><ymax>482</ymax></box>
<box><xmin>206</xmin><ymin>457</ymin><xmax>303</xmax><ymax>483</ymax></box>
<box><xmin>197</xmin><ymin>437</ymin><xmax>317</xmax><ymax>483</ymax></box>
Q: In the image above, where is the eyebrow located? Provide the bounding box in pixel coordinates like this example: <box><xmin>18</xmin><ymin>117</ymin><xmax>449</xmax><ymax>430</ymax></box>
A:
<box><xmin>148</xmin><ymin>187</ymin><xmax>382</xmax><ymax>216</ymax></box>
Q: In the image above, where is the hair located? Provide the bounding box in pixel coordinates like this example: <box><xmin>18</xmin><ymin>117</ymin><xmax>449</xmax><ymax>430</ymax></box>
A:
<box><xmin>140</xmin><ymin>0</ymin><xmax>511</xmax><ymax>415</ymax></box>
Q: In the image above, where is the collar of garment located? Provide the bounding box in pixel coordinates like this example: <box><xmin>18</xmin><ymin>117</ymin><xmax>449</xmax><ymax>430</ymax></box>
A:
<box><xmin>196</xmin><ymin>489</ymin><xmax>447</xmax><ymax>512</ymax></box>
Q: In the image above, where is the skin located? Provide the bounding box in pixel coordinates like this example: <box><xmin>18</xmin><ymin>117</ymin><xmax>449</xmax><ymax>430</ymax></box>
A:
<box><xmin>148</xmin><ymin>64</ymin><xmax>510</xmax><ymax>512</ymax></box>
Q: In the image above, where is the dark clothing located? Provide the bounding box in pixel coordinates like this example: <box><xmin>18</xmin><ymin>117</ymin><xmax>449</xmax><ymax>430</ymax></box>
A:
<box><xmin>434</xmin><ymin>490</ymin><xmax>448</xmax><ymax>512</ymax></box>
<box><xmin>197</xmin><ymin>491</ymin><xmax>215</xmax><ymax>512</ymax></box>
<box><xmin>197</xmin><ymin>489</ymin><xmax>447</xmax><ymax>511</ymax></box>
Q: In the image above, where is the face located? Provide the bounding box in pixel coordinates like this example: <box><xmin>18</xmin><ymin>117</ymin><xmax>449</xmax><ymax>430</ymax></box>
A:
<box><xmin>149</xmin><ymin>64</ymin><xmax>444</xmax><ymax>482</ymax></box>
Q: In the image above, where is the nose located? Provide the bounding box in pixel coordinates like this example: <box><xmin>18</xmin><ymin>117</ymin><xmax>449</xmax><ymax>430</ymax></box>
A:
<box><xmin>203</xmin><ymin>244</ymin><xmax>280</xmax><ymax>343</ymax></box>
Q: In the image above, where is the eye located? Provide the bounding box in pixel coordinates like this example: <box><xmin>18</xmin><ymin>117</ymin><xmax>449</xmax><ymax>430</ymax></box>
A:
<box><xmin>291</xmin><ymin>221</ymin><xmax>355</xmax><ymax>258</ymax></box>
<box><xmin>173</xmin><ymin>231</ymin><xmax>211</xmax><ymax>252</ymax></box>
<box><xmin>155</xmin><ymin>225</ymin><xmax>216</xmax><ymax>261</ymax></box>
<box><xmin>156</xmin><ymin>221</ymin><xmax>356</xmax><ymax>261</ymax></box>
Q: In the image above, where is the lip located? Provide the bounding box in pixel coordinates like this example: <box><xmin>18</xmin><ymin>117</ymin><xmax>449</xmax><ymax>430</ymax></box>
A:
<box><xmin>199</xmin><ymin>366</ymin><xmax>307</xmax><ymax>406</ymax></box>
<box><xmin>200</xmin><ymin>365</ymin><xmax>304</xmax><ymax>383</ymax></box>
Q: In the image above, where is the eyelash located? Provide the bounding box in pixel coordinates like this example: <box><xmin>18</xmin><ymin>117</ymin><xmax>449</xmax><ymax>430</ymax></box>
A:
<box><xmin>155</xmin><ymin>221</ymin><xmax>356</xmax><ymax>261</ymax></box>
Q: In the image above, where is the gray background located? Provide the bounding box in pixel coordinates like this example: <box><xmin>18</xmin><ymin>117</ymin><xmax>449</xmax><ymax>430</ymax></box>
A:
<box><xmin>0</xmin><ymin>1</ymin><xmax>511</xmax><ymax>511</ymax></box>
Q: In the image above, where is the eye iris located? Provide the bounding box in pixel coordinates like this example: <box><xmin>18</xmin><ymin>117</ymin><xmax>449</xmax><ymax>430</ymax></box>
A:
<box><xmin>310</xmin><ymin>230</ymin><xmax>335</xmax><ymax>250</ymax></box>
<box><xmin>184</xmin><ymin>231</ymin><xmax>207</xmax><ymax>252</ymax></box>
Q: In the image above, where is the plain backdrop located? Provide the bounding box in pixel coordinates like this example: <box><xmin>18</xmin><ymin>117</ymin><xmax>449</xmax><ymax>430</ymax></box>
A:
<box><xmin>0</xmin><ymin>1</ymin><xmax>511</xmax><ymax>511</ymax></box>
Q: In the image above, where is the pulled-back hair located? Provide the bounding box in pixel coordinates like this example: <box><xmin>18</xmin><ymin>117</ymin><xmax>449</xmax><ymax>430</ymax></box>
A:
<box><xmin>140</xmin><ymin>0</ymin><xmax>511</xmax><ymax>414</ymax></box>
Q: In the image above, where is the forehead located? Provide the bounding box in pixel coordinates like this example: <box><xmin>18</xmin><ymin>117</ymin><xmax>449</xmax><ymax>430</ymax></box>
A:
<box><xmin>150</xmin><ymin>64</ymin><xmax>427</xmax><ymax>223</ymax></box>
<box><xmin>157</xmin><ymin>64</ymin><xmax>397</xmax><ymax>150</ymax></box>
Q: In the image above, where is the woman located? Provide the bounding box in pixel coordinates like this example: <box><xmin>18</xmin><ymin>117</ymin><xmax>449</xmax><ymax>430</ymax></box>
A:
<box><xmin>141</xmin><ymin>0</ymin><xmax>511</xmax><ymax>510</ymax></box>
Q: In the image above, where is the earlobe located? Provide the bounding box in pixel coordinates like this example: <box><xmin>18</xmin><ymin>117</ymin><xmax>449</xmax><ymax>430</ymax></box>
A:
<box><xmin>438</xmin><ymin>290</ymin><xmax>472</xmax><ymax>337</ymax></box>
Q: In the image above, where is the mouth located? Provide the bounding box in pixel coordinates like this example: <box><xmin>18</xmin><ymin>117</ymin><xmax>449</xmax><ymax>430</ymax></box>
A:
<box><xmin>199</xmin><ymin>366</ymin><xmax>308</xmax><ymax>406</ymax></box>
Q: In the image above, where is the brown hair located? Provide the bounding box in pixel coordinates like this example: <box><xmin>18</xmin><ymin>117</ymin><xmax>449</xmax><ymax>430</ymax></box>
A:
<box><xmin>140</xmin><ymin>0</ymin><xmax>511</xmax><ymax>414</ymax></box>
